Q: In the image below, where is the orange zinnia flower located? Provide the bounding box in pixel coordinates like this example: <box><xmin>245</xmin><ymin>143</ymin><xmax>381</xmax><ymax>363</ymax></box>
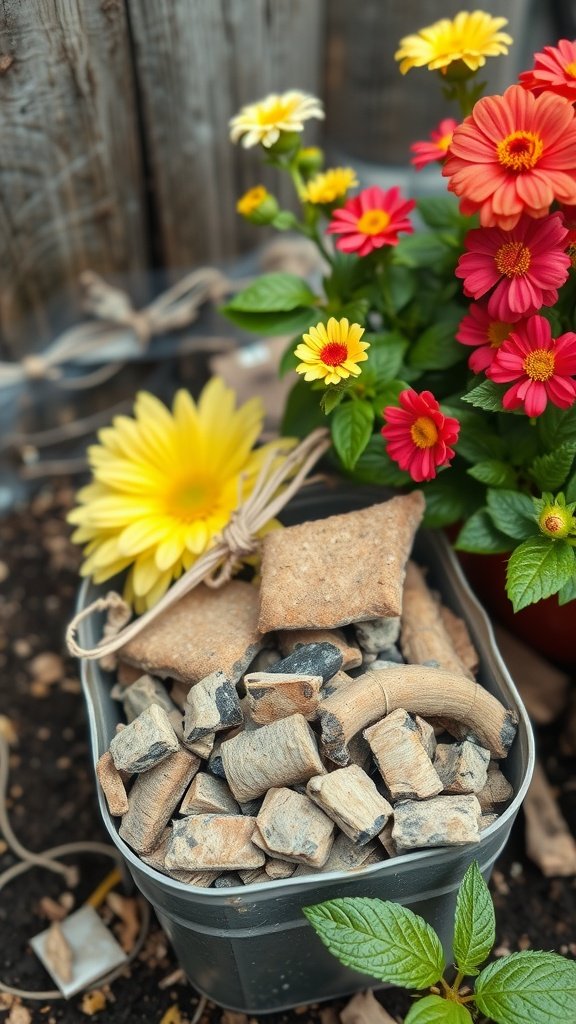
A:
<box><xmin>443</xmin><ymin>84</ymin><xmax>576</xmax><ymax>229</ymax></box>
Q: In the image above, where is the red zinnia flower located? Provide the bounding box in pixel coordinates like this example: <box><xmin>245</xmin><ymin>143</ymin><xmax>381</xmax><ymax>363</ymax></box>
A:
<box><xmin>455</xmin><ymin>212</ymin><xmax>570</xmax><ymax>321</ymax></box>
<box><xmin>381</xmin><ymin>390</ymin><xmax>460</xmax><ymax>483</ymax></box>
<box><xmin>456</xmin><ymin>303</ymin><xmax>516</xmax><ymax>373</ymax></box>
<box><xmin>519</xmin><ymin>39</ymin><xmax>576</xmax><ymax>102</ymax></box>
<box><xmin>410</xmin><ymin>118</ymin><xmax>458</xmax><ymax>170</ymax></box>
<box><xmin>488</xmin><ymin>314</ymin><xmax>576</xmax><ymax>416</ymax></box>
<box><xmin>327</xmin><ymin>185</ymin><xmax>415</xmax><ymax>256</ymax></box>
<box><xmin>442</xmin><ymin>84</ymin><xmax>576</xmax><ymax>229</ymax></box>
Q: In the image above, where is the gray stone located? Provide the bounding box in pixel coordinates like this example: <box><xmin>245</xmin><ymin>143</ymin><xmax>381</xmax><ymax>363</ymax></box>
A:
<box><xmin>278</xmin><ymin>628</ymin><xmax>362</xmax><ymax>671</ymax></box>
<box><xmin>122</xmin><ymin>674</ymin><xmax>175</xmax><ymax>723</ymax></box>
<box><xmin>267</xmin><ymin>643</ymin><xmax>343</xmax><ymax>684</ymax></box>
<box><xmin>369</xmin><ymin>659</ymin><xmax>403</xmax><ymax>672</ymax></box>
<box><xmin>213</xmin><ymin>873</ymin><xmax>242</xmax><ymax>888</ymax></box>
<box><xmin>434</xmin><ymin>741</ymin><xmax>490</xmax><ymax>794</ymax></box>
<box><xmin>239</xmin><ymin>797</ymin><xmax>264</xmax><ymax>816</ymax></box>
<box><xmin>183</xmin><ymin>670</ymin><xmax>243</xmax><ymax>742</ymax></box>
<box><xmin>307</xmin><ymin>765</ymin><xmax>393</xmax><ymax>845</ymax></box>
<box><xmin>354</xmin><ymin>617</ymin><xmax>401</xmax><ymax>654</ymax></box>
<box><xmin>109</xmin><ymin>704</ymin><xmax>179</xmax><ymax>774</ymax></box>
<box><xmin>253</xmin><ymin>787</ymin><xmax>335</xmax><ymax>867</ymax></box>
<box><xmin>392</xmin><ymin>795</ymin><xmax>482</xmax><ymax>849</ymax></box>
<box><xmin>377</xmin><ymin>645</ymin><xmax>404</xmax><ymax>664</ymax></box>
<box><xmin>166</xmin><ymin>814</ymin><xmax>265</xmax><ymax>871</ymax></box>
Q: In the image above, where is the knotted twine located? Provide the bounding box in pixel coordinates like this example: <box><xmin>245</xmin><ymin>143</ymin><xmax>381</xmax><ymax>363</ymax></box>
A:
<box><xmin>66</xmin><ymin>427</ymin><xmax>331</xmax><ymax>661</ymax></box>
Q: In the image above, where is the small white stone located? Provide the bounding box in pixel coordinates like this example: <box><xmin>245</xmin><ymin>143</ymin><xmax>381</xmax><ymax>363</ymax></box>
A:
<box><xmin>354</xmin><ymin>617</ymin><xmax>401</xmax><ymax>654</ymax></box>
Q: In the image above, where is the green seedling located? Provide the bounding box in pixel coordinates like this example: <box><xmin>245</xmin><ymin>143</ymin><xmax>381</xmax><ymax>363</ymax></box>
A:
<box><xmin>303</xmin><ymin>860</ymin><xmax>576</xmax><ymax>1023</ymax></box>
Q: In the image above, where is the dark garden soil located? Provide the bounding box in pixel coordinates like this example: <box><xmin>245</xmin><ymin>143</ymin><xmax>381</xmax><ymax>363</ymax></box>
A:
<box><xmin>0</xmin><ymin>484</ymin><xmax>574</xmax><ymax>1024</ymax></box>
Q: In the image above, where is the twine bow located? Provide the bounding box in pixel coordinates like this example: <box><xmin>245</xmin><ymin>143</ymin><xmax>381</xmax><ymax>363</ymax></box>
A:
<box><xmin>66</xmin><ymin>428</ymin><xmax>332</xmax><ymax>661</ymax></box>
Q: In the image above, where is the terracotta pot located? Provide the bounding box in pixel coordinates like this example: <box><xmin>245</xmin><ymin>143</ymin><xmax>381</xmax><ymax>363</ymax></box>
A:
<box><xmin>458</xmin><ymin>550</ymin><xmax>576</xmax><ymax>669</ymax></box>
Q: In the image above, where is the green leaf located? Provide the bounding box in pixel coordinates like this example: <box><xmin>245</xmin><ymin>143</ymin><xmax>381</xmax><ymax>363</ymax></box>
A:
<box><xmin>372</xmin><ymin>379</ymin><xmax>410</xmax><ymax>419</ymax></box>
<box><xmin>351</xmin><ymin>435</ymin><xmax>411</xmax><ymax>487</ymax></box>
<box><xmin>409</xmin><ymin>309</ymin><xmax>465</xmax><ymax>371</ymax></box>
<box><xmin>468</xmin><ymin>460</ymin><xmax>517</xmax><ymax>489</ymax></box>
<box><xmin>485</xmin><ymin>490</ymin><xmax>538</xmax><ymax>541</ymax></box>
<box><xmin>498</xmin><ymin>414</ymin><xmax>540</xmax><ymax>466</ymax></box>
<box><xmin>331</xmin><ymin>400</ymin><xmax>374</xmax><ymax>471</ymax></box>
<box><xmin>566</xmin><ymin>471</ymin><xmax>576</xmax><ymax>503</ymax></box>
<box><xmin>462</xmin><ymin>379</ymin><xmax>505</xmax><ymax>412</ymax></box>
<box><xmin>405</xmin><ymin>995</ymin><xmax>472</xmax><ymax>1024</ymax></box>
<box><xmin>224</xmin><ymin>273</ymin><xmax>317</xmax><ymax>313</ymax></box>
<box><xmin>506</xmin><ymin>536</ymin><xmax>576</xmax><ymax>611</ymax></box>
<box><xmin>474</xmin><ymin>950</ymin><xmax>576</xmax><ymax>1024</ymax></box>
<box><xmin>453</xmin><ymin>861</ymin><xmax>495</xmax><ymax>977</ymax></box>
<box><xmin>423</xmin><ymin>473</ymin><xmax>483</xmax><ymax>529</ymax></box>
<box><xmin>442</xmin><ymin>406</ymin><xmax>505</xmax><ymax>464</ymax></box>
<box><xmin>303</xmin><ymin>897</ymin><xmax>445</xmax><ymax>989</ymax></box>
<box><xmin>537</xmin><ymin>404</ymin><xmax>576</xmax><ymax>449</ymax></box>
<box><xmin>333</xmin><ymin>297</ymin><xmax>371</xmax><ymax>325</ymax></box>
<box><xmin>455</xmin><ymin>509</ymin><xmax>512</xmax><ymax>554</ymax></box>
<box><xmin>529</xmin><ymin>443</ymin><xmax>576</xmax><ymax>492</ymax></box>
<box><xmin>392</xmin><ymin>233</ymin><xmax>453</xmax><ymax>269</ymax></box>
<box><xmin>280</xmin><ymin>379</ymin><xmax>326</xmax><ymax>439</ymax></box>
<box><xmin>221</xmin><ymin>305</ymin><xmax>319</xmax><ymax>336</ymax></box>
<box><xmin>367</xmin><ymin>332</ymin><xmax>409</xmax><ymax>380</ymax></box>
<box><xmin>385</xmin><ymin>264</ymin><xmax>416</xmax><ymax>312</ymax></box>
<box><xmin>558</xmin><ymin>575</ymin><xmax>576</xmax><ymax>605</ymax></box>
<box><xmin>321</xmin><ymin>388</ymin><xmax>346</xmax><ymax>415</ymax></box>
<box><xmin>417</xmin><ymin>195</ymin><xmax>467</xmax><ymax>230</ymax></box>
<box><xmin>279</xmin><ymin>337</ymin><xmax>301</xmax><ymax>378</ymax></box>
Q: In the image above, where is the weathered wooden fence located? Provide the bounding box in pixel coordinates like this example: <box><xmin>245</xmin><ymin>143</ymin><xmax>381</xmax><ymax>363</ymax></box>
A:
<box><xmin>0</xmin><ymin>0</ymin><xmax>543</xmax><ymax>356</ymax></box>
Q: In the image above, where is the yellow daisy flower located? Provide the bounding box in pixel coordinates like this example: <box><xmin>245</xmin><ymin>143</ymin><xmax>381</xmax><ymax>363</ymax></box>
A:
<box><xmin>229</xmin><ymin>90</ymin><xmax>324</xmax><ymax>149</ymax></box>
<box><xmin>236</xmin><ymin>185</ymin><xmax>269</xmax><ymax>216</ymax></box>
<box><xmin>302</xmin><ymin>168</ymin><xmax>358</xmax><ymax>205</ymax></box>
<box><xmin>395</xmin><ymin>10</ymin><xmax>512</xmax><ymax>75</ymax></box>
<box><xmin>68</xmin><ymin>379</ymin><xmax>293</xmax><ymax>613</ymax></box>
<box><xmin>295</xmin><ymin>318</ymin><xmax>370</xmax><ymax>386</ymax></box>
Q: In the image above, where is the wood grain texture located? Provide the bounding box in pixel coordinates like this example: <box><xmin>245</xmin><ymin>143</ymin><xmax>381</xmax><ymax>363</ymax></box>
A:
<box><xmin>127</xmin><ymin>0</ymin><xmax>325</xmax><ymax>266</ymax></box>
<box><xmin>0</xmin><ymin>0</ymin><xmax>148</xmax><ymax>354</ymax></box>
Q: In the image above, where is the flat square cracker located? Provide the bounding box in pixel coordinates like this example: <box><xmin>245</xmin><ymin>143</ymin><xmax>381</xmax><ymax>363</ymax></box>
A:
<box><xmin>258</xmin><ymin>492</ymin><xmax>424</xmax><ymax>631</ymax></box>
<box><xmin>120</xmin><ymin>580</ymin><xmax>264</xmax><ymax>684</ymax></box>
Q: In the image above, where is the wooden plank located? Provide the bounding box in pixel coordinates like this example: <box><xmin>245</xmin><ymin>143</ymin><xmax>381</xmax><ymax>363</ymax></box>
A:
<box><xmin>127</xmin><ymin>0</ymin><xmax>325</xmax><ymax>267</ymax></box>
<box><xmin>0</xmin><ymin>0</ymin><xmax>148</xmax><ymax>355</ymax></box>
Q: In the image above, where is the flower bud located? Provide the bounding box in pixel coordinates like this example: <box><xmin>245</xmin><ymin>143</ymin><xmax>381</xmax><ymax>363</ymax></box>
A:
<box><xmin>297</xmin><ymin>146</ymin><xmax>324</xmax><ymax>175</ymax></box>
<box><xmin>266</xmin><ymin>130</ymin><xmax>301</xmax><ymax>156</ymax></box>
<box><xmin>538</xmin><ymin>502</ymin><xmax>574</xmax><ymax>539</ymax></box>
<box><xmin>236</xmin><ymin>186</ymin><xmax>279</xmax><ymax>225</ymax></box>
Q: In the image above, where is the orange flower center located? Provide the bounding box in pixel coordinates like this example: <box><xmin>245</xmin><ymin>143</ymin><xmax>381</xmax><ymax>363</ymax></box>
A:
<box><xmin>436</xmin><ymin>132</ymin><xmax>453</xmax><ymax>152</ymax></box>
<box><xmin>496</xmin><ymin>130</ymin><xmax>543</xmax><ymax>172</ymax></box>
<box><xmin>523</xmin><ymin>349</ymin><xmax>555</xmax><ymax>381</ymax></box>
<box><xmin>320</xmin><ymin>341</ymin><xmax>348</xmax><ymax>367</ymax></box>
<box><xmin>357</xmin><ymin>209</ymin><xmax>391</xmax><ymax>235</ymax></box>
<box><xmin>494</xmin><ymin>241</ymin><xmax>532</xmax><ymax>278</ymax></box>
<box><xmin>410</xmin><ymin>416</ymin><xmax>439</xmax><ymax>449</ymax></box>
<box><xmin>565</xmin><ymin>62</ymin><xmax>576</xmax><ymax>79</ymax></box>
<box><xmin>487</xmin><ymin>320</ymin><xmax>512</xmax><ymax>349</ymax></box>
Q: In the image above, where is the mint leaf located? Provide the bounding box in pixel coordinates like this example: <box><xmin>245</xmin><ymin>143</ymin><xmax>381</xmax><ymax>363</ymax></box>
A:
<box><xmin>456</xmin><ymin>509</ymin><xmax>512</xmax><ymax>554</ymax></box>
<box><xmin>566</xmin><ymin>471</ymin><xmax>576</xmax><ymax>503</ymax></box>
<box><xmin>558</xmin><ymin>575</ymin><xmax>576</xmax><ymax>606</ymax></box>
<box><xmin>468</xmin><ymin>460</ymin><xmax>516</xmax><ymax>489</ymax></box>
<box><xmin>367</xmin><ymin>332</ymin><xmax>409</xmax><ymax>379</ymax></box>
<box><xmin>442</xmin><ymin>407</ymin><xmax>504</xmax><ymax>464</ymax></box>
<box><xmin>303</xmin><ymin>897</ymin><xmax>445</xmax><ymax>988</ymax></box>
<box><xmin>321</xmin><ymin>388</ymin><xmax>346</xmax><ymax>415</ymax></box>
<box><xmin>417</xmin><ymin>196</ymin><xmax>466</xmax><ymax>230</ymax></box>
<box><xmin>537</xmin><ymin>404</ymin><xmax>576</xmax><ymax>448</ymax></box>
<box><xmin>474</xmin><ymin>950</ymin><xmax>576</xmax><ymax>1024</ymax></box>
<box><xmin>405</xmin><ymin>995</ymin><xmax>473</xmax><ymax>1023</ymax></box>
<box><xmin>385</xmin><ymin>265</ymin><xmax>416</xmax><ymax>312</ymax></box>
<box><xmin>453</xmin><ymin>861</ymin><xmax>495</xmax><ymax>977</ymax></box>
<box><xmin>224</xmin><ymin>273</ymin><xmax>317</xmax><ymax>312</ymax></box>
<box><xmin>529</xmin><ymin>443</ymin><xmax>576</xmax><ymax>491</ymax></box>
<box><xmin>409</xmin><ymin>309</ymin><xmax>465</xmax><ymax>371</ymax></box>
<box><xmin>462</xmin><ymin>380</ymin><xmax>505</xmax><ymax>412</ymax></box>
<box><xmin>222</xmin><ymin>306</ymin><xmax>319</xmax><ymax>336</ymax></box>
<box><xmin>392</xmin><ymin>233</ymin><xmax>453</xmax><ymax>269</ymax></box>
<box><xmin>372</xmin><ymin>379</ymin><xmax>410</xmax><ymax>419</ymax></box>
<box><xmin>352</xmin><ymin>435</ymin><xmax>411</xmax><ymax>487</ymax></box>
<box><xmin>506</xmin><ymin>536</ymin><xmax>576</xmax><ymax>611</ymax></box>
<box><xmin>485</xmin><ymin>490</ymin><xmax>538</xmax><ymax>540</ymax></box>
<box><xmin>331</xmin><ymin>400</ymin><xmax>374</xmax><ymax>471</ymax></box>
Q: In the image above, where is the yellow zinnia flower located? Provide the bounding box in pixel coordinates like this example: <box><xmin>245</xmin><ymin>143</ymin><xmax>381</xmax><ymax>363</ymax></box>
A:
<box><xmin>229</xmin><ymin>90</ymin><xmax>324</xmax><ymax>149</ymax></box>
<box><xmin>302</xmin><ymin>168</ymin><xmax>358</xmax><ymax>205</ymax></box>
<box><xmin>68</xmin><ymin>380</ymin><xmax>293</xmax><ymax>612</ymax></box>
<box><xmin>395</xmin><ymin>10</ymin><xmax>512</xmax><ymax>75</ymax></box>
<box><xmin>295</xmin><ymin>318</ymin><xmax>369</xmax><ymax>386</ymax></box>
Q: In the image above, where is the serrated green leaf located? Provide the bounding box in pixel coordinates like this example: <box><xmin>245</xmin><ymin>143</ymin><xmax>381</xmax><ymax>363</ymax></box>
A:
<box><xmin>221</xmin><ymin>305</ymin><xmax>319</xmax><ymax>336</ymax></box>
<box><xmin>409</xmin><ymin>310</ymin><xmax>465</xmax><ymax>371</ymax></box>
<box><xmin>423</xmin><ymin>473</ymin><xmax>483</xmax><ymax>529</ymax></box>
<box><xmin>558</xmin><ymin>575</ymin><xmax>576</xmax><ymax>605</ymax></box>
<box><xmin>462</xmin><ymin>380</ymin><xmax>505</xmax><ymax>412</ymax></box>
<box><xmin>497</xmin><ymin>414</ymin><xmax>540</xmax><ymax>466</ymax></box>
<box><xmin>455</xmin><ymin>509</ymin><xmax>512</xmax><ymax>554</ymax></box>
<box><xmin>321</xmin><ymin>388</ymin><xmax>345</xmax><ymax>415</ymax></box>
<box><xmin>372</xmin><ymin>379</ymin><xmax>410</xmax><ymax>418</ymax></box>
<box><xmin>417</xmin><ymin>196</ymin><xmax>466</xmax><ymax>230</ymax></box>
<box><xmin>485</xmin><ymin>490</ymin><xmax>538</xmax><ymax>540</ymax></box>
<box><xmin>536</xmin><ymin>404</ymin><xmax>576</xmax><ymax>449</ymax></box>
<box><xmin>367</xmin><ymin>332</ymin><xmax>409</xmax><ymax>380</ymax></box>
<box><xmin>405</xmin><ymin>994</ymin><xmax>472</xmax><ymax>1024</ymax></box>
<box><xmin>280</xmin><ymin>379</ymin><xmax>326</xmax><ymax>439</ymax></box>
<box><xmin>331</xmin><ymin>400</ymin><xmax>374</xmax><ymax>471</ymax></box>
<box><xmin>529</xmin><ymin>443</ymin><xmax>576</xmax><ymax>492</ymax></box>
<box><xmin>385</xmin><ymin>264</ymin><xmax>416</xmax><ymax>312</ymax></box>
<box><xmin>303</xmin><ymin>897</ymin><xmax>445</xmax><ymax>989</ymax></box>
<box><xmin>506</xmin><ymin>536</ymin><xmax>576</xmax><ymax>611</ymax></box>
<box><xmin>392</xmin><ymin>233</ymin><xmax>453</xmax><ymax>269</ymax></box>
<box><xmin>334</xmin><ymin>297</ymin><xmax>371</xmax><ymax>325</ymax></box>
<box><xmin>566</xmin><ymin>471</ymin><xmax>576</xmax><ymax>503</ymax></box>
<box><xmin>351</xmin><ymin>435</ymin><xmax>411</xmax><ymax>487</ymax></box>
<box><xmin>442</xmin><ymin>407</ymin><xmax>505</xmax><ymax>464</ymax></box>
<box><xmin>467</xmin><ymin>460</ymin><xmax>517</xmax><ymax>489</ymax></box>
<box><xmin>453</xmin><ymin>861</ymin><xmax>495</xmax><ymax>977</ymax></box>
<box><xmin>474</xmin><ymin>950</ymin><xmax>576</xmax><ymax>1024</ymax></box>
<box><xmin>224</xmin><ymin>273</ymin><xmax>317</xmax><ymax>313</ymax></box>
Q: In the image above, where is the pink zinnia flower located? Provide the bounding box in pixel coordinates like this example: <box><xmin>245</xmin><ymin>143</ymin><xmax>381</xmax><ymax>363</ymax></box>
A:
<box><xmin>519</xmin><ymin>39</ymin><xmax>576</xmax><ymax>102</ymax></box>
<box><xmin>442</xmin><ymin>84</ymin><xmax>576</xmax><ymax>229</ymax></box>
<box><xmin>455</xmin><ymin>212</ymin><xmax>570</xmax><ymax>322</ymax></box>
<box><xmin>456</xmin><ymin>303</ymin><xmax>516</xmax><ymax>373</ymax></box>
<box><xmin>327</xmin><ymin>185</ymin><xmax>415</xmax><ymax>256</ymax></box>
<box><xmin>381</xmin><ymin>389</ymin><xmax>460</xmax><ymax>482</ymax></box>
<box><xmin>410</xmin><ymin>118</ymin><xmax>458</xmax><ymax>170</ymax></box>
<box><xmin>488</xmin><ymin>314</ymin><xmax>576</xmax><ymax>416</ymax></box>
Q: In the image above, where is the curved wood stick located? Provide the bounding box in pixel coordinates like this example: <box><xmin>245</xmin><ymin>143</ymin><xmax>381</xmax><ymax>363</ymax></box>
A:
<box><xmin>318</xmin><ymin>666</ymin><xmax>518</xmax><ymax>765</ymax></box>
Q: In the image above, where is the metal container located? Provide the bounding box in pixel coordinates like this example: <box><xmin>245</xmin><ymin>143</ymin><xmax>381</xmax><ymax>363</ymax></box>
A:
<box><xmin>79</xmin><ymin>485</ymin><xmax>534</xmax><ymax>1014</ymax></box>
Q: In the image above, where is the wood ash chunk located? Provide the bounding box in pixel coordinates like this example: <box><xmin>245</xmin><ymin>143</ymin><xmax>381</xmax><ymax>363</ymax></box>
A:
<box><xmin>119</xmin><ymin>749</ymin><xmax>200</xmax><ymax>854</ymax></box>
<box><xmin>244</xmin><ymin>671</ymin><xmax>322</xmax><ymax>724</ymax></box>
<box><xmin>440</xmin><ymin>605</ymin><xmax>479</xmax><ymax>676</ymax></box>
<box><xmin>253</xmin><ymin>787</ymin><xmax>335</xmax><ymax>867</ymax></box>
<box><xmin>122</xmin><ymin>674</ymin><xmax>176</xmax><ymax>722</ymax></box>
<box><xmin>109</xmin><ymin>704</ymin><xmax>179</xmax><ymax>774</ymax></box>
<box><xmin>185</xmin><ymin>732</ymin><xmax>216</xmax><ymax>759</ymax></box>
<box><xmin>246</xmin><ymin>647</ymin><xmax>282</xmax><ymax>673</ymax></box>
<box><xmin>479</xmin><ymin>813</ymin><xmax>499</xmax><ymax>831</ymax></box>
<box><xmin>238</xmin><ymin>868</ymin><xmax>270</xmax><ymax>885</ymax></box>
<box><xmin>378</xmin><ymin>820</ymin><xmax>398</xmax><ymax>858</ymax></box>
<box><xmin>364</xmin><ymin>708</ymin><xmax>443</xmax><ymax>801</ymax></box>
<box><xmin>264</xmin><ymin>857</ymin><xmax>297</xmax><ymax>880</ymax></box>
<box><xmin>278</xmin><ymin>628</ymin><xmax>362</xmax><ymax>670</ymax></box>
<box><xmin>96</xmin><ymin>751</ymin><xmax>129</xmax><ymax>817</ymax></box>
<box><xmin>166</xmin><ymin>815</ymin><xmax>265</xmax><ymax>872</ymax></box>
<box><xmin>393</xmin><ymin>794</ymin><xmax>481</xmax><ymax>849</ymax></box>
<box><xmin>180</xmin><ymin>773</ymin><xmax>239</xmax><ymax>816</ymax></box>
<box><xmin>258</xmin><ymin>493</ymin><xmax>425</xmax><ymax>631</ymax></box>
<box><xmin>321</xmin><ymin>670</ymin><xmax>354</xmax><ymax>698</ymax></box>
<box><xmin>353</xmin><ymin>617</ymin><xmax>400</xmax><ymax>655</ymax></box>
<box><xmin>221</xmin><ymin>713</ymin><xmax>325</xmax><ymax>803</ymax></box>
<box><xmin>307</xmin><ymin>765</ymin><xmax>392</xmax><ymax>845</ymax></box>
<box><xmin>183</xmin><ymin>670</ymin><xmax>243</xmax><ymax>742</ymax></box>
<box><xmin>266</xmin><ymin>642</ymin><xmax>343</xmax><ymax>683</ymax></box>
<box><xmin>434</xmin><ymin>740</ymin><xmax>490</xmax><ymax>794</ymax></box>
<box><xmin>140</xmin><ymin>829</ymin><xmax>219</xmax><ymax>885</ymax></box>
<box><xmin>400</xmin><ymin>562</ymin><xmax>475</xmax><ymax>678</ymax></box>
<box><xmin>414</xmin><ymin>715</ymin><xmax>437</xmax><ymax>760</ymax></box>
<box><xmin>477</xmin><ymin>764</ymin><xmax>514</xmax><ymax>812</ymax></box>
<box><xmin>120</xmin><ymin>581</ymin><xmax>265</xmax><ymax>684</ymax></box>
